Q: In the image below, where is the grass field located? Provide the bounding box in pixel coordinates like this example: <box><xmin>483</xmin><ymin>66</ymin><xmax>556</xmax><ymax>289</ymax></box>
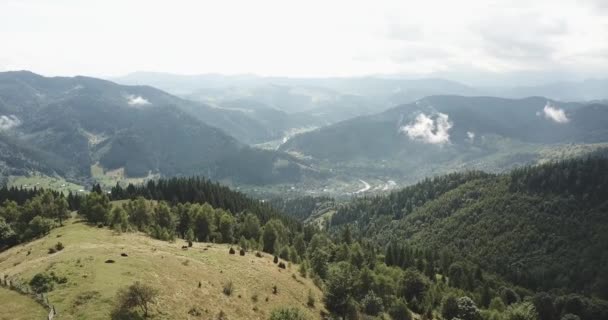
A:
<box><xmin>0</xmin><ymin>287</ymin><xmax>48</xmax><ymax>320</ymax></box>
<box><xmin>8</xmin><ymin>174</ymin><xmax>85</xmax><ymax>194</ymax></box>
<box><xmin>0</xmin><ymin>220</ymin><xmax>324</xmax><ymax>320</ymax></box>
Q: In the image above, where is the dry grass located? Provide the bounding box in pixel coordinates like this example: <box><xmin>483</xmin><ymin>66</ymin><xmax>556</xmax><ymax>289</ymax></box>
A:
<box><xmin>0</xmin><ymin>220</ymin><xmax>324</xmax><ymax>319</ymax></box>
<box><xmin>0</xmin><ymin>287</ymin><xmax>48</xmax><ymax>320</ymax></box>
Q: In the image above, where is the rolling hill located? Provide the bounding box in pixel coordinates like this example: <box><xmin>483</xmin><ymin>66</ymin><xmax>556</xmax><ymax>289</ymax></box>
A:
<box><xmin>0</xmin><ymin>219</ymin><xmax>324</xmax><ymax>320</ymax></box>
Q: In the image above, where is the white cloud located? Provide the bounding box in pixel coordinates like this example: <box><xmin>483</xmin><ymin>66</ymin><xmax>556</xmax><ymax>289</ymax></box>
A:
<box><xmin>467</xmin><ymin>131</ymin><xmax>475</xmax><ymax>142</ymax></box>
<box><xmin>0</xmin><ymin>0</ymin><xmax>607</xmax><ymax>81</ymax></box>
<box><xmin>400</xmin><ymin>112</ymin><xmax>452</xmax><ymax>144</ymax></box>
<box><xmin>0</xmin><ymin>115</ymin><xmax>21</xmax><ymax>131</ymax></box>
<box><xmin>542</xmin><ymin>102</ymin><xmax>569</xmax><ymax>123</ymax></box>
<box><xmin>127</xmin><ymin>95</ymin><xmax>150</xmax><ymax>106</ymax></box>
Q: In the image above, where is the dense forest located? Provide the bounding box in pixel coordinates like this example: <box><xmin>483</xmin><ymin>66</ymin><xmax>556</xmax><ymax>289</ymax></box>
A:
<box><xmin>2</xmin><ymin>159</ymin><xmax>608</xmax><ymax>320</ymax></box>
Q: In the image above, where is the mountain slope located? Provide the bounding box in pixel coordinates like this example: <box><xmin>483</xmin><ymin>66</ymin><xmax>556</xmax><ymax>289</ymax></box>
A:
<box><xmin>278</xmin><ymin>96</ymin><xmax>608</xmax><ymax>184</ymax></box>
<box><xmin>329</xmin><ymin>157</ymin><xmax>608</xmax><ymax>298</ymax></box>
<box><xmin>0</xmin><ymin>71</ymin><xmax>305</xmax><ymax>185</ymax></box>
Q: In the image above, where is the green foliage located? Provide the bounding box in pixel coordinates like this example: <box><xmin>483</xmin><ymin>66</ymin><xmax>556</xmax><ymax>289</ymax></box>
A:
<box><xmin>361</xmin><ymin>290</ymin><xmax>383</xmax><ymax>315</ymax></box>
<box><xmin>324</xmin><ymin>262</ymin><xmax>356</xmax><ymax>317</ymax></box>
<box><xmin>29</xmin><ymin>273</ymin><xmax>55</xmax><ymax>293</ymax></box>
<box><xmin>307</xmin><ymin>289</ymin><xmax>315</xmax><ymax>308</ymax></box>
<box><xmin>114</xmin><ymin>282</ymin><xmax>158</xmax><ymax>317</ymax></box>
<box><xmin>81</xmin><ymin>192</ymin><xmax>111</xmax><ymax>224</ymax></box>
<box><xmin>389</xmin><ymin>298</ymin><xmax>412</xmax><ymax>320</ymax></box>
<box><xmin>442</xmin><ymin>294</ymin><xmax>460</xmax><ymax>320</ymax></box>
<box><xmin>489</xmin><ymin>297</ymin><xmax>507</xmax><ymax>312</ymax></box>
<box><xmin>109</xmin><ymin>206</ymin><xmax>130</xmax><ymax>232</ymax></box>
<box><xmin>399</xmin><ymin>268</ymin><xmax>430</xmax><ymax>305</ymax></box>
<box><xmin>456</xmin><ymin>296</ymin><xmax>482</xmax><ymax>320</ymax></box>
<box><xmin>505</xmin><ymin>302</ymin><xmax>539</xmax><ymax>320</ymax></box>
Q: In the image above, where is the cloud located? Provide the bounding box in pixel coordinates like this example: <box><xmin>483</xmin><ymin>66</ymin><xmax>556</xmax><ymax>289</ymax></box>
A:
<box><xmin>542</xmin><ymin>102</ymin><xmax>569</xmax><ymax>123</ymax></box>
<box><xmin>0</xmin><ymin>115</ymin><xmax>21</xmax><ymax>131</ymax></box>
<box><xmin>127</xmin><ymin>95</ymin><xmax>150</xmax><ymax>106</ymax></box>
<box><xmin>400</xmin><ymin>112</ymin><xmax>452</xmax><ymax>144</ymax></box>
<box><xmin>466</xmin><ymin>131</ymin><xmax>475</xmax><ymax>142</ymax></box>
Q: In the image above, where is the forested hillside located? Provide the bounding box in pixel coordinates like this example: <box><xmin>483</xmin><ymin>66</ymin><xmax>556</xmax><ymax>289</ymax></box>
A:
<box><xmin>330</xmin><ymin>157</ymin><xmax>608</xmax><ymax>301</ymax></box>
<box><xmin>0</xmin><ymin>71</ymin><xmax>306</xmax><ymax>185</ymax></box>
<box><xmin>2</xmin><ymin>160</ymin><xmax>608</xmax><ymax>320</ymax></box>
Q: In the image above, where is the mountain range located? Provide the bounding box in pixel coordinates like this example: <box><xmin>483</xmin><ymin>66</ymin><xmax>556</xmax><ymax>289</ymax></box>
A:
<box><xmin>0</xmin><ymin>71</ymin><xmax>306</xmax><ymax>186</ymax></box>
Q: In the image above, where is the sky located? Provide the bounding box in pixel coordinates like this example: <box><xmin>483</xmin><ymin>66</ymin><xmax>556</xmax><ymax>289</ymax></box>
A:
<box><xmin>1</xmin><ymin>0</ymin><xmax>607</xmax><ymax>85</ymax></box>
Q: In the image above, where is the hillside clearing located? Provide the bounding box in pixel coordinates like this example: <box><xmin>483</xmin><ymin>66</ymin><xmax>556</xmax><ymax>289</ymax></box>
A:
<box><xmin>0</xmin><ymin>220</ymin><xmax>324</xmax><ymax>320</ymax></box>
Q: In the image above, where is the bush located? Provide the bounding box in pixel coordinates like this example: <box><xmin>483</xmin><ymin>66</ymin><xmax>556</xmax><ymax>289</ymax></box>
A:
<box><xmin>229</xmin><ymin>247</ymin><xmax>235</xmax><ymax>255</ymax></box>
<box><xmin>114</xmin><ymin>282</ymin><xmax>158</xmax><ymax>318</ymax></box>
<box><xmin>278</xmin><ymin>262</ymin><xmax>286</xmax><ymax>269</ymax></box>
<box><xmin>239</xmin><ymin>248</ymin><xmax>245</xmax><ymax>256</ymax></box>
<box><xmin>442</xmin><ymin>294</ymin><xmax>459</xmax><ymax>320</ymax></box>
<box><xmin>456</xmin><ymin>296</ymin><xmax>482</xmax><ymax>320</ymax></box>
<box><xmin>48</xmin><ymin>247</ymin><xmax>57</xmax><ymax>254</ymax></box>
<box><xmin>361</xmin><ymin>291</ymin><xmax>383</xmax><ymax>316</ymax></box>
<box><xmin>307</xmin><ymin>289</ymin><xmax>315</xmax><ymax>308</ymax></box>
<box><xmin>223</xmin><ymin>281</ymin><xmax>234</xmax><ymax>296</ymax></box>
<box><xmin>505</xmin><ymin>302</ymin><xmax>539</xmax><ymax>320</ymax></box>
<box><xmin>217</xmin><ymin>310</ymin><xmax>228</xmax><ymax>320</ymax></box>
<box><xmin>269</xmin><ymin>307</ymin><xmax>308</xmax><ymax>320</ymax></box>
<box><xmin>29</xmin><ymin>273</ymin><xmax>55</xmax><ymax>293</ymax></box>
<box><xmin>256</xmin><ymin>252</ymin><xmax>263</xmax><ymax>258</ymax></box>
<box><xmin>389</xmin><ymin>298</ymin><xmax>412</xmax><ymax>320</ymax></box>
<box><xmin>273</xmin><ymin>255</ymin><xmax>279</xmax><ymax>264</ymax></box>
<box><xmin>55</xmin><ymin>242</ymin><xmax>64</xmax><ymax>251</ymax></box>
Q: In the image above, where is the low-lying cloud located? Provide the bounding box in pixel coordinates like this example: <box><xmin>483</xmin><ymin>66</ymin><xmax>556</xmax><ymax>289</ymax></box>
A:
<box><xmin>127</xmin><ymin>95</ymin><xmax>151</xmax><ymax>106</ymax></box>
<box><xmin>543</xmin><ymin>102</ymin><xmax>569</xmax><ymax>123</ymax></box>
<box><xmin>466</xmin><ymin>131</ymin><xmax>476</xmax><ymax>142</ymax></box>
<box><xmin>400</xmin><ymin>112</ymin><xmax>452</xmax><ymax>144</ymax></box>
<box><xmin>0</xmin><ymin>115</ymin><xmax>21</xmax><ymax>131</ymax></box>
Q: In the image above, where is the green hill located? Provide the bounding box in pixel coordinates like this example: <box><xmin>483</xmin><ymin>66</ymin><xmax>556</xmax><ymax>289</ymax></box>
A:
<box><xmin>330</xmin><ymin>157</ymin><xmax>608</xmax><ymax>298</ymax></box>
<box><xmin>0</xmin><ymin>220</ymin><xmax>323</xmax><ymax>320</ymax></box>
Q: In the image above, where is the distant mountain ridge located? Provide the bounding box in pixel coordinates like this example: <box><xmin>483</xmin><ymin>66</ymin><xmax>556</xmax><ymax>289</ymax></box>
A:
<box><xmin>0</xmin><ymin>71</ymin><xmax>306</xmax><ymax>185</ymax></box>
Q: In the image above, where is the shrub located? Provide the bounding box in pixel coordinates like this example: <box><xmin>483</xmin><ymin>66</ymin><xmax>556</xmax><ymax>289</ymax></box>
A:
<box><xmin>272</xmin><ymin>285</ymin><xmax>278</xmax><ymax>294</ymax></box>
<box><xmin>456</xmin><ymin>296</ymin><xmax>482</xmax><ymax>320</ymax></box>
<box><xmin>188</xmin><ymin>306</ymin><xmax>202</xmax><ymax>316</ymax></box>
<box><xmin>278</xmin><ymin>262</ymin><xmax>286</xmax><ymax>269</ymax></box>
<box><xmin>251</xmin><ymin>293</ymin><xmax>259</xmax><ymax>303</ymax></box>
<box><xmin>48</xmin><ymin>247</ymin><xmax>57</xmax><ymax>254</ymax></box>
<box><xmin>55</xmin><ymin>242</ymin><xmax>65</xmax><ymax>251</ymax></box>
<box><xmin>389</xmin><ymin>299</ymin><xmax>412</xmax><ymax>320</ymax></box>
<box><xmin>229</xmin><ymin>247</ymin><xmax>235</xmax><ymax>255</ymax></box>
<box><xmin>307</xmin><ymin>289</ymin><xmax>315</xmax><ymax>308</ymax></box>
<box><xmin>299</xmin><ymin>263</ymin><xmax>307</xmax><ymax>278</ymax></box>
<box><xmin>223</xmin><ymin>281</ymin><xmax>234</xmax><ymax>296</ymax></box>
<box><xmin>505</xmin><ymin>302</ymin><xmax>539</xmax><ymax>320</ymax></box>
<box><xmin>269</xmin><ymin>307</ymin><xmax>308</xmax><ymax>320</ymax></box>
<box><xmin>217</xmin><ymin>310</ymin><xmax>228</xmax><ymax>320</ymax></box>
<box><xmin>255</xmin><ymin>252</ymin><xmax>263</xmax><ymax>258</ymax></box>
<box><xmin>442</xmin><ymin>294</ymin><xmax>459</xmax><ymax>320</ymax></box>
<box><xmin>273</xmin><ymin>255</ymin><xmax>279</xmax><ymax>264</ymax></box>
<box><xmin>239</xmin><ymin>248</ymin><xmax>245</xmax><ymax>256</ymax></box>
<box><xmin>29</xmin><ymin>273</ymin><xmax>54</xmax><ymax>293</ymax></box>
<box><xmin>361</xmin><ymin>291</ymin><xmax>383</xmax><ymax>316</ymax></box>
<box><xmin>114</xmin><ymin>281</ymin><xmax>158</xmax><ymax>317</ymax></box>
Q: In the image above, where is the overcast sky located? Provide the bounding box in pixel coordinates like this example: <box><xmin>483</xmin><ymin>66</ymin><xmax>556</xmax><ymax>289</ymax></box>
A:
<box><xmin>1</xmin><ymin>0</ymin><xmax>607</xmax><ymax>85</ymax></box>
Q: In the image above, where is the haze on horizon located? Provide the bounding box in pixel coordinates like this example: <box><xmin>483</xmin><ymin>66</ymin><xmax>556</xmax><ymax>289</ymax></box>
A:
<box><xmin>1</xmin><ymin>0</ymin><xmax>608</xmax><ymax>86</ymax></box>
